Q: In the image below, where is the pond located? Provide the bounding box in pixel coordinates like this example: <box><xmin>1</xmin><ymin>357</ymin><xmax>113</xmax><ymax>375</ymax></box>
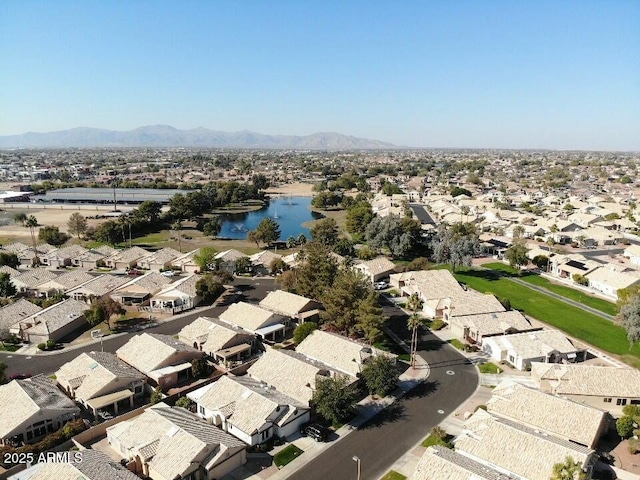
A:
<box><xmin>218</xmin><ymin>197</ymin><xmax>323</xmax><ymax>240</ymax></box>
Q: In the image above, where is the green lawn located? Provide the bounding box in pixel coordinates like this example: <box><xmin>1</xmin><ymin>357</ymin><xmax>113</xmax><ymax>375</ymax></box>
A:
<box><xmin>0</xmin><ymin>344</ymin><xmax>19</xmax><ymax>352</ymax></box>
<box><xmin>483</xmin><ymin>263</ymin><xmax>617</xmax><ymax>316</ymax></box>
<box><xmin>374</xmin><ymin>333</ymin><xmax>411</xmax><ymax>362</ymax></box>
<box><xmin>453</xmin><ymin>268</ymin><xmax>640</xmax><ymax>367</ymax></box>
<box><xmin>478</xmin><ymin>362</ymin><xmax>503</xmax><ymax>374</ymax></box>
<box><xmin>273</xmin><ymin>445</ymin><xmax>304</xmax><ymax>468</ymax></box>
<box><xmin>421</xmin><ymin>434</ymin><xmax>453</xmax><ymax>449</ymax></box>
<box><xmin>380</xmin><ymin>471</ymin><xmax>407</xmax><ymax>480</ymax></box>
<box><xmin>131</xmin><ymin>231</ymin><xmax>171</xmax><ymax>245</ymax></box>
<box><xmin>448</xmin><ymin>338</ymin><xmax>465</xmax><ymax>350</ymax></box>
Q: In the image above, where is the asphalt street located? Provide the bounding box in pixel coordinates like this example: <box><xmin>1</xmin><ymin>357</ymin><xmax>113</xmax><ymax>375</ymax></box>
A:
<box><xmin>0</xmin><ymin>278</ymin><xmax>276</xmax><ymax>377</ymax></box>
<box><xmin>289</xmin><ymin>301</ymin><xmax>479</xmax><ymax>480</ymax></box>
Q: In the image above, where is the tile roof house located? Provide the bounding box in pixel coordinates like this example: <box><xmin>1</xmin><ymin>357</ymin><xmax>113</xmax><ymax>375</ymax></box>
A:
<box><xmin>178</xmin><ymin>316</ymin><xmax>255</xmax><ymax>364</ymax></box>
<box><xmin>1</xmin><ymin>242</ymin><xmax>30</xmax><ymax>254</ymax></box>
<box><xmin>352</xmin><ymin>257</ymin><xmax>397</xmax><ymax>283</ymax></box>
<box><xmin>531</xmin><ymin>362</ymin><xmax>640</xmax><ymax>416</ymax></box>
<box><xmin>585</xmin><ymin>266</ymin><xmax>640</xmax><ymax>300</ymax></box>
<box><xmin>219</xmin><ymin>302</ymin><xmax>287</xmax><ymax>341</ymax></box>
<box><xmin>66</xmin><ymin>273</ymin><xmax>129</xmax><ymax>302</ymax></box>
<box><xmin>32</xmin><ymin>270</ymin><xmax>94</xmax><ymax>298</ymax></box>
<box><xmin>116</xmin><ymin>333</ymin><xmax>204</xmax><ymax>389</ymax></box>
<box><xmin>249</xmin><ymin>250</ymin><xmax>282</xmax><ymax>275</ymax></box>
<box><xmin>481</xmin><ymin>329</ymin><xmax>579</xmax><ymax>371</ymax></box>
<box><xmin>455</xmin><ymin>410</ymin><xmax>595</xmax><ymax>480</ymax></box>
<box><xmin>104</xmin><ymin>246</ymin><xmax>150</xmax><ymax>270</ymax></box>
<box><xmin>215</xmin><ymin>249</ymin><xmax>248</xmax><ymax>274</ymax></box>
<box><xmin>137</xmin><ymin>247</ymin><xmax>182</xmax><ymax>271</ymax></box>
<box><xmin>258</xmin><ymin>290</ymin><xmax>322</xmax><ymax>320</ymax></box>
<box><xmin>487</xmin><ymin>381</ymin><xmax>607</xmax><ymax>449</ymax></box>
<box><xmin>296</xmin><ymin>330</ymin><xmax>394</xmax><ymax>378</ymax></box>
<box><xmin>106</xmin><ymin>403</ymin><xmax>246</xmax><ymax>480</ymax></box>
<box><xmin>0</xmin><ymin>298</ymin><xmax>42</xmax><ymax>332</ymax></box>
<box><xmin>39</xmin><ymin>244</ymin><xmax>88</xmax><ymax>268</ymax></box>
<box><xmin>71</xmin><ymin>245</ymin><xmax>118</xmax><ymax>269</ymax></box>
<box><xmin>247</xmin><ymin>347</ymin><xmax>337</xmax><ymax>406</ymax></box>
<box><xmin>17</xmin><ymin>244</ymin><xmax>57</xmax><ymax>266</ymax></box>
<box><xmin>55</xmin><ymin>351</ymin><xmax>146</xmax><ymax>416</ymax></box>
<box><xmin>110</xmin><ymin>271</ymin><xmax>172</xmax><ymax>305</ymax></box>
<box><xmin>11</xmin><ymin>269</ymin><xmax>59</xmax><ymax>294</ymax></box>
<box><xmin>623</xmin><ymin>244</ymin><xmax>640</xmax><ymax>267</ymax></box>
<box><xmin>390</xmin><ymin>270</ymin><xmax>505</xmax><ymax>320</ymax></box>
<box><xmin>0</xmin><ymin>265</ymin><xmax>20</xmax><ymax>277</ymax></box>
<box><xmin>170</xmin><ymin>249</ymin><xmax>200</xmax><ymax>273</ymax></box>
<box><xmin>14</xmin><ymin>298</ymin><xmax>88</xmax><ymax>344</ymax></box>
<box><xmin>187</xmin><ymin>375</ymin><xmax>310</xmax><ymax>446</ymax></box>
<box><xmin>550</xmin><ymin>254</ymin><xmax>601</xmax><ymax>280</ymax></box>
<box><xmin>11</xmin><ymin>449</ymin><xmax>140</xmax><ymax>480</ymax></box>
<box><xmin>409</xmin><ymin>446</ymin><xmax>518</xmax><ymax>480</ymax></box>
<box><xmin>148</xmin><ymin>273</ymin><xmax>201</xmax><ymax>313</ymax></box>
<box><xmin>448</xmin><ymin>310</ymin><xmax>538</xmax><ymax>345</ymax></box>
<box><xmin>0</xmin><ymin>375</ymin><xmax>80</xmax><ymax>446</ymax></box>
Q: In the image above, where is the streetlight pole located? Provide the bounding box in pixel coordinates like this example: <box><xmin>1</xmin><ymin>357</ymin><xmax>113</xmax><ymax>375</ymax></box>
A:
<box><xmin>352</xmin><ymin>456</ymin><xmax>361</xmax><ymax>480</ymax></box>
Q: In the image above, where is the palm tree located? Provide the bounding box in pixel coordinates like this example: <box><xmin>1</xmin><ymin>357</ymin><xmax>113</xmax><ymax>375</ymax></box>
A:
<box><xmin>172</xmin><ymin>220</ymin><xmax>183</xmax><ymax>253</ymax></box>
<box><xmin>25</xmin><ymin>215</ymin><xmax>40</xmax><ymax>266</ymax></box>
<box><xmin>406</xmin><ymin>293</ymin><xmax>424</xmax><ymax>368</ymax></box>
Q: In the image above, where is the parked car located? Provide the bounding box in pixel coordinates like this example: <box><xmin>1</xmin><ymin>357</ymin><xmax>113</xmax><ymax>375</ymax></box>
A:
<box><xmin>9</xmin><ymin>373</ymin><xmax>32</xmax><ymax>380</ymax></box>
<box><xmin>374</xmin><ymin>281</ymin><xmax>389</xmax><ymax>290</ymax></box>
<box><xmin>127</xmin><ymin>269</ymin><xmax>143</xmax><ymax>276</ymax></box>
<box><xmin>161</xmin><ymin>270</ymin><xmax>175</xmax><ymax>277</ymax></box>
<box><xmin>300</xmin><ymin>423</ymin><xmax>329</xmax><ymax>442</ymax></box>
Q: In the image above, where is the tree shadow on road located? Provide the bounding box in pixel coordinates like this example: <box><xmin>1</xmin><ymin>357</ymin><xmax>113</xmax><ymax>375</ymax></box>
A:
<box><xmin>359</xmin><ymin>402</ymin><xmax>406</xmax><ymax>430</ymax></box>
<box><xmin>404</xmin><ymin>380</ymin><xmax>439</xmax><ymax>399</ymax></box>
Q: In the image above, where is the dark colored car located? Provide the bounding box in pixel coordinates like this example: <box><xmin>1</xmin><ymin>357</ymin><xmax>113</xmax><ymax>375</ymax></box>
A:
<box><xmin>10</xmin><ymin>373</ymin><xmax>32</xmax><ymax>380</ymax></box>
<box><xmin>127</xmin><ymin>269</ymin><xmax>143</xmax><ymax>276</ymax></box>
<box><xmin>301</xmin><ymin>423</ymin><xmax>329</xmax><ymax>442</ymax></box>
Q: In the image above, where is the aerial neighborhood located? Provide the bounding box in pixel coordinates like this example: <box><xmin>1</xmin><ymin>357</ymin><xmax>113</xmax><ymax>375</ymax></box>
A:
<box><xmin>0</xmin><ymin>146</ymin><xmax>639</xmax><ymax>480</ymax></box>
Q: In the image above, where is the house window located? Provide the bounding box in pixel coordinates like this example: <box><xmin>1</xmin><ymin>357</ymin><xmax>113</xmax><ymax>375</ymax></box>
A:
<box><xmin>603</xmin><ymin>398</ymin><xmax>612</xmax><ymax>403</ymax></box>
<box><xmin>630</xmin><ymin>400</ymin><xmax>640</xmax><ymax>405</ymax></box>
<box><xmin>616</xmin><ymin>399</ymin><xmax>627</xmax><ymax>406</ymax></box>
<box><xmin>199</xmin><ymin>405</ymin><xmax>205</xmax><ymax>415</ymax></box>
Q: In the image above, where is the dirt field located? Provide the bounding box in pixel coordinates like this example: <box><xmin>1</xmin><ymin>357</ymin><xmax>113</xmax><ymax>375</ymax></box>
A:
<box><xmin>265</xmin><ymin>182</ymin><xmax>314</xmax><ymax>197</ymax></box>
<box><xmin>0</xmin><ymin>207</ymin><xmax>119</xmax><ymax>236</ymax></box>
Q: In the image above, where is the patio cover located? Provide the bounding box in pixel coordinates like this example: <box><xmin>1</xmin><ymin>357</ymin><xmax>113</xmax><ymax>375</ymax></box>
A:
<box><xmin>86</xmin><ymin>389</ymin><xmax>133</xmax><ymax>410</ymax></box>
<box><xmin>255</xmin><ymin>323</ymin><xmax>286</xmax><ymax>337</ymax></box>
<box><xmin>215</xmin><ymin>343</ymin><xmax>251</xmax><ymax>359</ymax></box>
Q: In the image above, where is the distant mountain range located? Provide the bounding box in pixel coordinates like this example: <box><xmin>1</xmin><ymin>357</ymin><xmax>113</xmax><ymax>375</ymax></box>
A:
<box><xmin>0</xmin><ymin>125</ymin><xmax>397</xmax><ymax>150</ymax></box>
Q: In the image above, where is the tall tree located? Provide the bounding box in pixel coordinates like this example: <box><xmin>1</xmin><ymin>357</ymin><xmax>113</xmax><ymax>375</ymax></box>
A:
<box><xmin>360</xmin><ymin>355</ymin><xmax>399</xmax><ymax>397</ymax></box>
<box><xmin>94</xmin><ymin>220</ymin><xmax>120</xmax><ymax>246</ymax></box>
<box><xmin>172</xmin><ymin>220</ymin><xmax>183</xmax><ymax>252</ymax></box>
<box><xmin>0</xmin><ymin>273</ymin><xmax>16</xmax><ymax>298</ymax></box>
<box><xmin>407</xmin><ymin>293</ymin><xmax>424</xmax><ymax>368</ymax></box>
<box><xmin>346</xmin><ymin>202</ymin><xmax>374</xmax><ymax>236</ymax></box>
<box><xmin>195</xmin><ymin>275</ymin><xmax>225</xmax><ymax>303</ymax></box>
<box><xmin>310</xmin><ymin>218</ymin><xmax>340</xmax><ymax>247</ymax></box>
<box><xmin>295</xmin><ymin>243</ymin><xmax>339</xmax><ymax>299</ymax></box>
<box><xmin>312</xmin><ymin>375</ymin><xmax>358</xmax><ymax>426</ymax></box>
<box><xmin>13</xmin><ymin>212</ymin><xmax>27</xmax><ymax>225</ymax></box>
<box><xmin>67</xmin><ymin>212</ymin><xmax>88</xmax><ymax>239</ymax></box>
<box><xmin>203</xmin><ymin>217</ymin><xmax>223</xmax><ymax>238</ymax></box>
<box><xmin>194</xmin><ymin>246</ymin><xmax>218</xmax><ymax>272</ymax></box>
<box><xmin>256</xmin><ymin>218</ymin><xmax>281</xmax><ymax>245</ymax></box>
<box><xmin>505</xmin><ymin>241</ymin><xmax>529</xmax><ymax>269</ymax></box>
<box><xmin>549</xmin><ymin>456</ymin><xmax>587</xmax><ymax>480</ymax></box>
<box><xmin>356</xmin><ymin>291</ymin><xmax>386</xmax><ymax>343</ymax></box>
<box><xmin>431</xmin><ymin>223</ymin><xmax>481</xmax><ymax>271</ymax></box>
<box><xmin>320</xmin><ymin>268</ymin><xmax>369</xmax><ymax>334</ymax></box>
<box><xmin>365</xmin><ymin>214</ymin><xmax>420</xmax><ymax>258</ymax></box>
<box><xmin>39</xmin><ymin>225</ymin><xmax>70</xmax><ymax>246</ymax></box>
<box><xmin>0</xmin><ymin>252</ymin><xmax>19</xmax><ymax>268</ymax></box>
<box><xmin>617</xmin><ymin>295</ymin><xmax>640</xmax><ymax>348</ymax></box>
<box><xmin>25</xmin><ymin>215</ymin><xmax>40</xmax><ymax>265</ymax></box>
<box><xmin>247</xmin><ymin>230</ymin><xmax>260</xmax><ymax>248</ymax></box>
<box><xmin>135</xmin><ymin>200</ymin><xmax>162</xmax><ymax>224</ymax></box>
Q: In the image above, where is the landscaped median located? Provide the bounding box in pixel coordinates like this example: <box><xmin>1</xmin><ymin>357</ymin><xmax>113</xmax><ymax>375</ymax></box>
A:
<box><xmin>452</xmin><ymin>267</ymin><xmax>640</xmax><ymax>368</ymax></box>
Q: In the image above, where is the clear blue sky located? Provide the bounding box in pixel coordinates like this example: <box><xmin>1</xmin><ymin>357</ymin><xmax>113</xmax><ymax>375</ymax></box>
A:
<box><xmin>1</xmin><ymin>1</ymin><xmax>638</xmax><ymax>150</ymax></box>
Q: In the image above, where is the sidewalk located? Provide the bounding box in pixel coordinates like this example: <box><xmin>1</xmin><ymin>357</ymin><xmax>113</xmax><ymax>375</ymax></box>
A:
<box><xmin>222</xmin><ymin>357</ymin><xmax>431</xmax><ymax>480</ymax></box>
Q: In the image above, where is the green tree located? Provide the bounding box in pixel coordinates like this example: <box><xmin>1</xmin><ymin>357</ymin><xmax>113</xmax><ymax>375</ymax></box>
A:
<box><xmin>295</xmin><ymin>243</ymin><xmax>339</xmax><ymax>299</ymax></box>
<box><xmin>191</xmin><ymin>357</ymin><xmax>209</xmax><ymax>378</ymax></box>
<box><xmin>617</xmin><ymin>284</ymin><xmax>640</xmax><ymax>307</ymax></box>
<box><xmin>320</xmin><ymin>268</ymin><xmax>369</xmax><ymax>334</ymax></box>
<box><xmin>67</xmin><ymin>212</ymin><xmax>88</xmax><ymax>239</ymax></box>
<box><xmin>617</xmin><ymin>296</ymin><xmax>640</xmax><ymax>348</ymax></box>
<box><xmin>0</xmin><ymin>252</ymin><xmax>18</xmax><ymax>268</ymax></box>
<box><xmin>0</xmin><ymin>361</ymin><xmax>7</xmax><ymax>384</ymax></box>
<box><xmin>194</xmin><ymin>246</ymin><xmax>218</xmax><ymax>272</ymax></box>
<box><xmin>365</xmin><ymin>214</ymin><xmax>420</xmax><ymax>258</ymax></box>
<box><xmin>234</xmin><ymin>256</ymin><xmax>252</xmax><ymax>274</ymax></box>
<box><xmin>135</xmin><ymin>200</ymin><xmax>162</xmax><ymax>224</ymax></box>
<box><xmin>0</xmin><ymin>273</ymin><xmax>17</xmax><ymax>298</ymax></box>
<box><xmin>297</xmin><ymin>233</ymin><xmax>307</xmax><ymax>245</ymax></box>
<box><xmin>175</xmin><ymin>396</ymin><xmax>194</xmax><ymax>409</ymax></box>
<box><xmin>256</xmin><ymin>218</ymin><xmax>281</xmax><ymax>245</ymax></box>
<box><xmin>13</xmin><ymin>212</ymin><xmax>27</xmax><ymax>225</ymax></box>
<box><xmin>203</xmin><ymin>217</ymin><xmax>223</xmax><ymax>238</ymax></box>
<box><xmin>310</xmin><ymin>218</ymin><xmax>339</xmax><ymax>246</ymax></box>
<box><xmin>172</xmin><ymin>220</ymin><xmax>183</xmax><ymax>252</ymax></box>
<box><xmin>195</xmin><ymin>275</ymin><xmax>225</xmax><ymax>303</ymax></box>
<box><xmin>505</xmin><ymin>242</ymin><xmax>529</xmax><ymax>269</ymax></box>
<box><xmin>346</xmin><ymin>202</ymin><xmax>374</xmax><ymax>236</ymax></box>
<box><xmin>357</xmin><ymin>245</ymin><xmax>377</xmax><ymax>260</ymax></box>
<box><xmin>360</xmin><ymin>355</ymin><xmax>399</xmax><ymax>397</ymax></box>
<box><xmin>431</xmin><ymin>223</ymin><xmax>481</xmax><ymax>271</ymax></box>
<box><xmin>312</xmin><ymin>375</ymin><xmax>358</xmax><ymax>426</ymax></box>
<box><xmin>25</xmin><ymin>215</ymin><xmax>40</xmax><ymax>265</ymax></box>
<box><xmin>449</xmin><ymin>186</ymin><xmax>472</xmax><ymax>198</ymax></box>
<box><xmin>407</xmin><ymin>293</ymin><xmax>424</xmax><ymax>368</ymax></box>
<box><xmin>84</xmin><ymin>302</ymin><xmax>107</xmax><ymax>327</ymax></box>
<box><xmin>356</xmin><ymin>292</ymin><xmax>386</xmax><ymax>343</ymax></box>
<box><xmin>270</xmin><ymin>258</ymin><xmax>288</xmax><ymax>275</ymax></box>
<box><xmin>286</xmin><ymin>236</ymin><xmax>297</xmax><ymax>249</ymax></box>
<box><xmin>38</xmin><ymin>225</ymin><xmax>70</xmax><ymax>246</ymax></box>
<box><xmin>532</xmin><ymin>255</ymin><xmax>549</xmax><ymax>270</ymax></box>
<box><xmin>293</xmin><ymin>322</ymin><xmax>318</xmax><ymax>345</ymax></box>
<box><xmin>94</xmin><ymin>220</ymin><xmax>120</xmax><ymax>246</ymax></box>
<box><xmin>150</xmin><ymin>387</ymin><xmax>163</xmax><ymax>405</ymax></box>
<box><xmin>616</xmin><ymin>415</ymin><xmax>636</xmax><ymax>439</ymax></box>
<box><xmin>247</xmin><ymin>230</ymin><xmax>261</xmax><ymax>248</ymax></box>
<box><xmin>549</xmin><ymin>456</ymin><xmax>587</xmax><ymax>480</ymax></box>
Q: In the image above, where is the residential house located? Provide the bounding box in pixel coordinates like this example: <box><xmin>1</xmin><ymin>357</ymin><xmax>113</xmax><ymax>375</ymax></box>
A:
<box><xmin>110</xmin><ymin>271</ymin><xmax>171</xmax><ymax>305</ymax></box>
<box><xmin>10</xmin><ymin>450</ymin><xmax>140</xmax><ymax>480</ymax></box>
<box><xmin>585</xmin><ymin>266</ymin><xmax>640</xmax><ymax>300</ymax></box>
<box><xmin>1</xmin><ymin>242</ymin><xmax>30</xmax><ymax>254</ymax></box>
<box><xmin>487</xmin><ymin>381</ymin><xmax>607</xmax><ymax>449</ymax></box>
<box><xmin>249</xmin><ymin>250</ymin><xmax>282</xmax><ymax>275</ymax></box>
<box><xmin>0</xmin><ymin>299</ymin><xmax>41</xmax><ymax>333</ymax></box>
<box><xmin>171</xmin><ymin>248</ymin><xmax>200</xmax><ymax>273</ymax></box>
<box><xmin>455</xmin><ymin>410</ymin><xmax>596</xmax><ymax>480</ymax></box>
<box><xmin>296</xmin><ymin>330</ymin><xmax>394</xmax><ymax>378</ymax></box>
<box><xmin>106</xmin><ymin>403</ymin><xmax>246</xmax><ymax>480</ymax></box>
<box><xmin>138</xmin><ymin>247</ymin><xmax>182</xmax><ymax>271</ymax></box>
<box><xmin>409</xmin><ymin>446</ymin><xmax>518</xmax><ymax>480</ymax></box>
<box><xmin>104</xmin><ymin>246</ymin><xmax>150</xmax><ymax>270</ymax></box>
<box><xmin>66</xmin><ymin>274</ymin><xmax>129</xmax><ymax>303</ymax></box>
<box><xmin>148</xmin><ymin>274</ymin><xmax>201</xmax><ymax>313</ymax></box>
<box><xmin>0</xmin><ymin>265</ymin><xmax>20</xmax><ymax>277</ymax></box>
<box><xmin>448</xmin><ymin>310</ymin><xmax>538</xmax><ymax>345</ymax></box>
<box><xmin>0</xmin><ymin>375</ymin><xmax>80</xmax><ymax>446</ymax></box>
<box><xmin>55</xmin><ymin>351</ymin><xmax>146</xmax><ymax>416</ymax></box>
<box><xmin>531</xmin><ymin>362</ymin><xmax>640</xmax><ymax>416</ymax></box>
<box><xmin>39</xmin><ymin>244</ymin><xmax>88</xmax><ymax>268</ymax></box>
<box><xmin>258</xmin><ymin>290</ymin><xmax>322</xmax><ymax>323</ymax></box>
<box><xmin>32</xmin><ymin>270</ymin><xmax>94</xmax><ymax>298</ymax></box>
<box><xmin>71</xmin><ymin>245</ymin><xmax>118</xmax><ymax>269</ymax></box>
<box><xmin>481</xmin><ymin>329</ymin><xmax>579</xmax><ymax>371</ymax></box>
<box><xmin>247</xmin><ymin>347</ymin><xmax>338</xmax><ymax>406</ymax></box>
<box><xmin>215</xmin><ymin>249</ymin><xmax>248</xmax><ymax>274</ymax></box>
<box><xmin>116</xmin><ymin>333</ymin><xmax>204</xmax><ymax>389</ymax></box>
<box><xmin>219</xmin><ymin>302</ymin><xmax>287</xmax><ymax>341</ymax></box>
<box><xmin>17</xmin><ymin>244</ymin><xmax>56</xmax><ymax>266</ymax></box>
<box><xmin>352</xmin><ymin>257</ymin><xmax>397</xmax><ymax>283</ymax></box>
<box><xmin>550</xmin><ymin>254</ymin><xmax>601</xmax><ymax>281</ymax></box>
<box><xmin>178</xmin><ymin>316</ymin><xmax>256</xmax><ymax>364</ymax></box>
<box><xmin>11</xmin><ymin>269</ymin><xmax>58</xmax><ymax>295</ymax></box>
<box><xmin>14</xmin><ymin>298</ymin><xmax>88</xmax><ymax>344</ymax></box>
<box><xmin>188</xmin><ymin>375</ymin><xmax>310</xmax><ymax>446</ymax></box>
<box><xmin>623</xmin><ymin>244</ymin><xmax>640</xmax><ymax>267</ymax></box>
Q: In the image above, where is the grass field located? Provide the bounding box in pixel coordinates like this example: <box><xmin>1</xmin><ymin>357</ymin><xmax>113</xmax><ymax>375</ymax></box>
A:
<box><xmin>483</xmin><ymin>263</ymin><xmax>617</xmax><ymax>316</ymax></box>
<box><xmin>273</xmin><ymin>445</ymin><xmax>304</xmax><ymax>468</ymax></box>
<box><xmin>454</xmin><ymin>267</ymin><xmax>640</xmax><ymax>368</ymax></box>
<box><xmin>478</xmin><ymin>362</ymin><xmax>503</xmax><ymax>374</ymax></box>
<box><xmin>380</xmin><ymin>471</ymin><xmax>407</xmax><ymax>480</ymax></box>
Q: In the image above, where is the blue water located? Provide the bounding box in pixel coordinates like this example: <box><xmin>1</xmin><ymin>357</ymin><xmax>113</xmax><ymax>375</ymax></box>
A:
<box><xmin>218</xmin><ymin>197</ymin><xmax>323</xmax><ymax>240</ymax></box>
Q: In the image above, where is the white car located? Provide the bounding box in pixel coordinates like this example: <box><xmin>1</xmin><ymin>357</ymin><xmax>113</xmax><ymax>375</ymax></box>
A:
<box><xmin>161</xmin><ymin>271</ymin><xmax>176</xmax><ymax>277</ymax></box>
<box><xmin>374</xmin><ymin>282</ymin><xmax>389</xmax><ymax>290</ymax></box>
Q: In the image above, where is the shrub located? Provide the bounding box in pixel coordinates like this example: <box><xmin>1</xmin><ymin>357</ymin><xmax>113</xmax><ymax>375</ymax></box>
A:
<box><xmin>45</xmin><ymin>339</ymin><xmax>56</xmax><ymax>350</ymax></box>
<box><xmin>617</xmin><ymin>415</ymin><xmax>636</xmax><ymax>439</ymax></box>
<box><xmin>37</xmin><ymin>343</ymin><xmax>46</xmax><ymax>351</ymax></box>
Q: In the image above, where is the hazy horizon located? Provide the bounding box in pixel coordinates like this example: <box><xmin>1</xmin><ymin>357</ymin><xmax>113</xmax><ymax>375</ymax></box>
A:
<box><xmin>1</xmin><ymin>1</ymin><xmax>638</xmax><ymax>151</ymax></box>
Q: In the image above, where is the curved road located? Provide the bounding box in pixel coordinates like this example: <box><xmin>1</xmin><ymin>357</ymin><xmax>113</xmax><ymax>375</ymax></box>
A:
<box><xmin>289</xmin><ymin>304</ymin><xmax>479</xmax><ymax>480</ymax></box>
